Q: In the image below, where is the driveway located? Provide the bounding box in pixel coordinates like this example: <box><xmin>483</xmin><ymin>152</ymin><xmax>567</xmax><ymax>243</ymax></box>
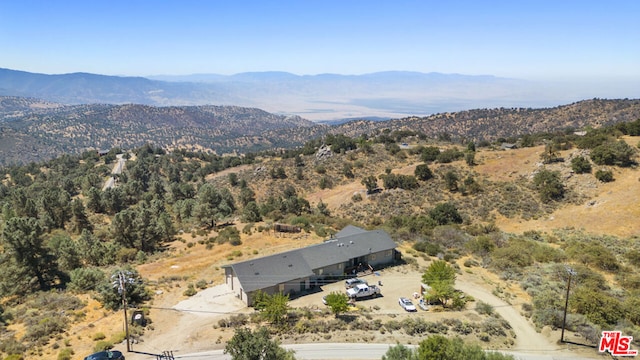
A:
<box><xmin>124</xmin><ymin>285</ymin><xmax>246</xmax><ymax>359</ymax></box>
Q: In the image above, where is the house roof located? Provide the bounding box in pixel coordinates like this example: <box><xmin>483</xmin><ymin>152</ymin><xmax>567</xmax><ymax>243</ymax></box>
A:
<box><xmin>227</xmin><ymin>227</ymin><xmax>396</xmax><ymax>293</ymax></box>
<box><xmin>228</xmin><ymin>250</ymin><xmax>314</xmax><ymax>293</ymax></box>
<box><xmin>299</xmin><ymin>230</ymin><xmax>396</xmax><ymax>270</ymax></box>
<box><xmin>334</xmin><ymin>224</ymin><xmax>368</xmax><ymax>237</ymax></box>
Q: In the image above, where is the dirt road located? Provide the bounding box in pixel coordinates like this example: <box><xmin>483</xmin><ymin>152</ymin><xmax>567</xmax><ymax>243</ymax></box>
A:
<box><xmin>455</xmin><ymin>275</ymin><xmax>554</xmax><ymax>351</ymax></box>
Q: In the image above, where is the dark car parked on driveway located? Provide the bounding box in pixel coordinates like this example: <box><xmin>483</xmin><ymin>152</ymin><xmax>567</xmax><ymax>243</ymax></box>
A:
<box><xmin>84</xmin><ymin>350</ymin><xmax>125</xmax><ymax>360</ymax></box>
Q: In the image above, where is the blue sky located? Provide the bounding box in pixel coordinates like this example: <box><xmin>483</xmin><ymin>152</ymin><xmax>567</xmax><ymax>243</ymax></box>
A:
<box><xmin>1</xmin><ymin>0</ymin><xmax>638</xmax><ymax>81</ymax></box>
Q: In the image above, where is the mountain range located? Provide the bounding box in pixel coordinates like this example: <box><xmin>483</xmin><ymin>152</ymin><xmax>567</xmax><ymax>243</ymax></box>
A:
<box><xmin>3</xmin><ymin>68</ymin><xmax>635</xmax><ymax>122</ymax></box>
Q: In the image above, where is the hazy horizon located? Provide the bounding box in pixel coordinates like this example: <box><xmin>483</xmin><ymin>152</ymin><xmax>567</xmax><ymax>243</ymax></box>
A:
<box><xmin>1</xmin><ymin>1</ymin><xmax>638</xmax><ymax>83</ymax></box>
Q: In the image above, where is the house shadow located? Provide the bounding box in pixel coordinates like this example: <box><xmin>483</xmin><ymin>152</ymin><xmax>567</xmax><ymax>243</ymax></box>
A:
<box><xmin>287</xmin><ymin>285</ymin><xmax>324</xmax><ymax>301</ymax></box>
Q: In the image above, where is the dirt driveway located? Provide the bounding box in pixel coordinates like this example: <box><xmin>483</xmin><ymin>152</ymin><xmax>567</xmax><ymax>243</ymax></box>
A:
<box><xmin>123</xmin><ymin>285</ymin><xmax>247</xmax><ymax>359</ymax></box>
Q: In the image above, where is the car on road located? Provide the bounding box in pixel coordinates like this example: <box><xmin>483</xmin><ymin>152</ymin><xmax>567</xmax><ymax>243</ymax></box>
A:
<box><xmin>399</xmin><ymin>297</ymin><xmax>417</xmax><ymax>312</ymax></box>
<box><xmin>345</xmin><ymin>278</ymin><xmax>367</xmax><ymax>289</ymax></box>
<box><xmin>84</xmin><ymin>350</ymin><xmax>125</xmax><ymax>360</ymax></box>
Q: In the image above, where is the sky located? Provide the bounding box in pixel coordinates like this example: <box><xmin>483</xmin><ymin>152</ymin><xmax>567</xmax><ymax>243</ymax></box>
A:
<box><xmin>1</xmin><ymin>0</ymin><xmax>639</xmax><ymax>82</ymax></box>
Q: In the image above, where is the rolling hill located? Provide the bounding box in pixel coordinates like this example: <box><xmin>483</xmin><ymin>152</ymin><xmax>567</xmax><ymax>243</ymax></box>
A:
<box><xmin>1</xmin><ymin>97</ymin><xmax>640</xmax><ymax>166</ymax></box>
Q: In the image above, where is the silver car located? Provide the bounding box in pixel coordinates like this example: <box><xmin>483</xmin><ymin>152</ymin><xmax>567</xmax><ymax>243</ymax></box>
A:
<box><xmin>345</xmin><ymin>278</ymin><xmax>367</xmax><ymax>289</ymax></box>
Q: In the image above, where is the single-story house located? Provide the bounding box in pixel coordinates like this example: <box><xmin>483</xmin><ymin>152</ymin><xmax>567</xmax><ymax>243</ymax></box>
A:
<box><xmin>223</xmin><ymin>225</ymin><xmax>398</xmax><ymax>306</ymax></box>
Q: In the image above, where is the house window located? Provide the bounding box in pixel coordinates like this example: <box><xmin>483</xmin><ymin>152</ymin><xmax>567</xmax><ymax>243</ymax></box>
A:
<box><xmin>370</xmin><ymin>254</ymin><xmax>376</xmax><ymax>261</ymax></box>
<box><xmin>279</xmin><ymin>284</ymin><xmax>284</xmax><ymax>292</ymax></box>
<box><xmin>338</xmin><ymin>263</ymin><xmax>343</xmax><ymax>269</ymax></box>
<box><xmin>386</xmin><ymin>250</ymin><xmax>393</xmax><ymax>257</ymax></box>
<box><xmin>318</xmin><ymin>268</ymin><xmax>323</xmax><ymax>275</ymax></box>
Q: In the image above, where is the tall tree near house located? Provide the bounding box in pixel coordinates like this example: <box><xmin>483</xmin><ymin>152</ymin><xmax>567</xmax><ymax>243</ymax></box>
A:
<box><xmin>255</xmin><ymin>292</ymin><xmax>291</xmax><ymax>327</ymax></box>
<box><xmin>422</xmin><ymin>260</ymin><xmax>457</xmax><ymax>307</ymax></box>
<box><xmin>323</xmin><ymin>291</ymin><xmax>349</xmax><ymax>317</ymax></box>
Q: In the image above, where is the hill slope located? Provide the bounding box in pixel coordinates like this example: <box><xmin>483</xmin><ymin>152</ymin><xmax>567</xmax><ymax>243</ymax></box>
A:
<box><xmin>2</xmin><ymin>97</ymin><xmax>640</xmax><ymax>166</ymax></box>
<box><xmin>0</xmin><ymin>101</ymin><xmax>317</xmax><ymax>165</ymax></box>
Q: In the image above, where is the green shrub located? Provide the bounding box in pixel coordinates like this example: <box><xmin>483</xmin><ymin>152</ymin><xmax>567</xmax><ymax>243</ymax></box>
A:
<box><xmin>415</xmin><ymin>164</ymin><xmax>434</xmax><ymax>181</ymax></box>
<box><xmin>463</xmin><ymin>259</ymin><xmax>479</xmax><ymax>267</ymax></box>
<box><xmin>92</xmin><ymin>332</ymin><xmax>106</xmax><ymax>341</ymax></box>
<box><xmin>183</xmin><ymin>284</ymin><xmax>197</xmax><ymax>297</ymax></box>
<box><xmin>429</xmin><ymin>203</ymin><xmax>463</xmax><ymax>225</ymax></box>
<box><xmin>475</xmin><ymin>301</ymin><xmax>494</xmax><ymax>315</ymax></box>
<box><xmin>93</xmin><ymin>340</ymin><xmax>113</xmax><ymax>352</ymax></box>
<box><xmin>23</xmin><ymin>314</ymin><xmax>68</xmax><ymax>345</ymax></box>
<box><xmin>217</xmin><ymin>227</ymin><xmax>241</xmax><ymax>245</ymax></box>
<box><xmin>196</xmin><ymin>279</ymin><xmax>208</xmax><ymax>289</ymax></box>
<box><xmin>421</xmin><ymin>146</ymin><xmax>441</xmax><ymax>162</ymax></box>
<box><xmin>68</xmin><ymin>267</ymin><xmax>105</xmax><ymax>292</ymax></box>
<box><xmin>591</xmin><ymin>140</ymin><xmax>635</xmax><ymax>166</ymax></box>
<box><xmin>595</xmin><ymin>169</ymin><xmax>614</xmax><ymax>182</ymax></box>
<box><xmin>571</xmin><ymin>156</ymin><xmax>592</xmax><ymax>174</ymax></box>
<box><xmin>319</xmin><ymin>176</ymin><xmax>332</xmax><ymax>189</ymax></box>
<box><xmin>436</xmin><ymin>148</ymin><xmax>464</xmax><ymax>163</ymax></box>
<box><xmin>0</xmin><ymin>337</ymin><xmax>26</xmax><ymax>356</ymax></box>
<box><xmin>116</xmin><ymin>247</ymin><xmax>138</xmax><ymax>263</ymax></box>
<box><xmin>565</xmin><ymin>241</ymin><xmax>619</xmax><ymax>271</ymax></box>
<box><xmin>57</xmin><ymin>348</ymin><xmax>74</xmax><ymax>360</ymax></box>
<box><xmin>533</xmin><ymin>169</ymin><xmax>564</xmax><ymax>202</ymax></box>
<box><xmin>413</xmin><ymin>241</ymin><xmax>441</xmax><ymax>257</ymax></box>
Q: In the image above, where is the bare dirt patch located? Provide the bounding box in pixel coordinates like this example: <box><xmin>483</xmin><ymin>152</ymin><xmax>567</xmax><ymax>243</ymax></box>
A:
<box><xmin>479</xmin><ymin>144</ymin><xmax>640</xmax><ymax>238</ymax></box>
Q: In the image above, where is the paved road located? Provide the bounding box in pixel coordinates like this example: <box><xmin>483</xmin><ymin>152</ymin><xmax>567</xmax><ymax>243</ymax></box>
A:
<box><xmin>102</xmin><ymin>154</ymin><xmax>125</xmax><ymax>190</ymax></box>
<box><xmin>133</xmin><ymin>343</ymin><xmax>595</xmax><ymax>360</ymax></box>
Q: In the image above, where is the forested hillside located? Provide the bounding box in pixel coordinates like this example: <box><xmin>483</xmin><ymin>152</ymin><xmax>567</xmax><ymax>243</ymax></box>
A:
<box><xmin>1</xmin><ymin>97</ymin><xmax>639</xmax><ymax>167</ymax></box>
<box><xmin>1</xmin><ymin>109</ymin><xmax>640</xmax><ymax>359</ymax></box>
<box><xmin>0</xmin><ymin>101</ymin><xmax>317</xmax><ymax>165</ymax></box>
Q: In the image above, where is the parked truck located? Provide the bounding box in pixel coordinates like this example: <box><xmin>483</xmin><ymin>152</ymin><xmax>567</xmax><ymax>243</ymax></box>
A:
<box><xmin>346</xmin><ymin>284</ymin><xmax>381</xmax><ymax>300</ymax></box>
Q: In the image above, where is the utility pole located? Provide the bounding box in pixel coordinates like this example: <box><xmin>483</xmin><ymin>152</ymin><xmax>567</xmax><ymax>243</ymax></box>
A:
<box><xmin>113</xmin><ymin>271</ymin><xmax>134</xmax><ymax>352</ymax></box>
<box><xmin>561</xmin><ymin>266</ymin><xmax>576</xmax><ymax>343</ymax></box>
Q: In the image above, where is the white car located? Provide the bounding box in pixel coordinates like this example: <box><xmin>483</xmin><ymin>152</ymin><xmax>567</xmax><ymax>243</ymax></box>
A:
<box><xmin>399</xmin><ymin>297</ymin><xmax>417</xmax><ymax>312</ymax></box>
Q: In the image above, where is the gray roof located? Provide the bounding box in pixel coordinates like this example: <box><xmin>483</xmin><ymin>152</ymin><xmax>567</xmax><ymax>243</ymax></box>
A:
<box><xmin>229</xmin><ymin>250</ymin><xmax>314</xmax><ymax>293</ymax></box>
<box><xmin>299</xmin><ymin>230</ymin><xmax>396</xmax><ymax>270</ymax></box>
<box><xmin>334</xmin><ymin>224</ymin><xmax>368</xmax><ymax>237</ymax></box>
<box><xmin>228</xmin><ymin>227</ymin><xmax>396</xmax><ymax>293</ymax></box>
